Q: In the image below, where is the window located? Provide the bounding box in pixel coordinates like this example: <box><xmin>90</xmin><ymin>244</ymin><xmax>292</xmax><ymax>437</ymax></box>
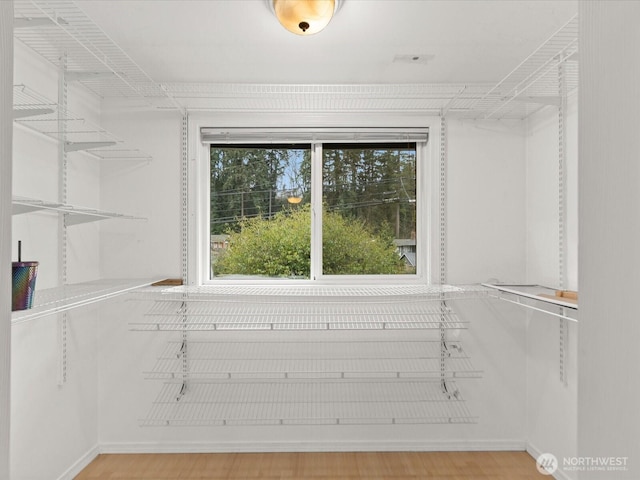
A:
<box><xmin>199</xmin><ymin>128</ymin><xmax>430</xmax><ymax>283</ymax></box>
<box><xmin>209</xmin><ymin>144</ymin><xmax>311</xmax><ymax>279</ymax></box>
<box><xmin>322</xmin><ymin>143</ymin><xmax>417</xmax><ymax>276</ymax></box>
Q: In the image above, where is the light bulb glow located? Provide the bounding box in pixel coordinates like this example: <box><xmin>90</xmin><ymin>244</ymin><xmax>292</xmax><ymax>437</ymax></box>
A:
<box><xmin>273</xmin><ymin>0</ymin><xmax>336</xmax><ymax>35</ymax></box>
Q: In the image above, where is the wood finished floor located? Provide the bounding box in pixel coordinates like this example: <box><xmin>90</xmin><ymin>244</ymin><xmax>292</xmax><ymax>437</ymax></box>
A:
<box><xmin>74</xmin><ymin>451</ymin><xmax>547</xmax><ymax>479</ymax></box>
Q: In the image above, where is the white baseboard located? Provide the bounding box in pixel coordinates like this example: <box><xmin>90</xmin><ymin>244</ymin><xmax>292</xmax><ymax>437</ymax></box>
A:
<box><xmin>99</xmin><ymin>439</ymin><xmax>527</xmax><ymax>454</ymax></box>
<box><xmin>56</xmin><ymin>445</ymin><xmax>100</xmax><ymax>480</ymax></box>
<box><xmin>527</xmin><ymin>442</ymin><xmax>575</xmax><ymax>480</ymax></box>
<box><xmin>61</xmin><ymin>440</ymin><xmax>528</xmax><ymax>478</ymax></box>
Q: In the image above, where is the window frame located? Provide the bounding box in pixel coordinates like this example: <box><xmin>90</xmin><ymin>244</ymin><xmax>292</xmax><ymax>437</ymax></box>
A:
<box><xmin>189</xmin><ymin>118</ymin><xmax>441</xmax><ymax>286</ymax></box>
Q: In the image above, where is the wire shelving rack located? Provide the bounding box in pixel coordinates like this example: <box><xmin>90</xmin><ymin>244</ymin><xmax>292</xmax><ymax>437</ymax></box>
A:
<box><xmin>135</xmin><ymin>284</ymin><xmax>484</xmax><ymax>426</ymax></box>
<box><xmin>145</xmin><ymin>340</ymin><xmax>481</xmax><ymax>381</ymax></box>
<box><xmin>132</xmin><ymin>284</ymin><xmax>488</xmax><ymax>332</ymax></box>
<box><xmin>13</xmin><ymin>0</ymin><xmax>173</xmax><ymax>105</ymax></box>
<box><xmin>11</xmin><ymin>279</ymin><xmax>159</xmax><ymax>324</ymax></box>
<box><xmin>12</xmin><ymin>195</ymin><xmax>145</xmax><ymax>226</ymax></box>
<box><xmin>450</xmin><ymin>15</ymin><xmax>579</xmax><ymax>120</ymax></box>
<box><xmin>141</xmin><ymin>380</ymin><xmax>475</xmax><ymax>427</ymax></box>
<box><xmin>13</xmin><ymin>84</ymin><xmax>153</xmax><ymax>161</ymax></box>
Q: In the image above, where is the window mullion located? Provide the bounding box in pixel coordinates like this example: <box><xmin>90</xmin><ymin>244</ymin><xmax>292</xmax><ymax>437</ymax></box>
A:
<box><xmin>310</xmin><ymin>142</ymin><xmax>323</xmax><ymax>280</ymax></box>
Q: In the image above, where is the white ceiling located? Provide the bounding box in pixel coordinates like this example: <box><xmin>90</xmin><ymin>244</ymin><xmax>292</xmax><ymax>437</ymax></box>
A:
<box><xmin>77</xmin><ymin>0</ymin><xmax>578</xmax><ymax>86</ymax></box>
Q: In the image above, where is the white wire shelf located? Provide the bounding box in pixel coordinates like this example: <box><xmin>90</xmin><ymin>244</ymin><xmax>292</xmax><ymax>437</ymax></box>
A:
<box><xmin>160</xmin><ymin>82</ymin><xmax>492</xmax><ymax>116</ymax></box>
<box><xmin>482</xmin><ymin>283</ymin><xmax>578</xmax><ymax>322</ymax></box>
<box><xmin>132</xmin><ymin>284</ymin><xmax>485</xmax><ymax>331</ymax></box>
<box><xmin>13</xmin><ymin>0</ymin><xmax>172</xmax><ymax>105</ymax></box>
<box><xmin>12</xmin><ymin>195</ymin><xmax>146</xmax><ymax>225</ymax></box>
<box><xmin>11</xmin><ymin>278</ymin><xmax>160</xmax><ymax>324</ymax></box>
<box><xmin>141</xmin><ymin>380</ymin><xmax>475</xmax><ymax>426</ymax></box>
<box><xmin>146</xmin><ymin>340</ymin><xmax>481</xmax><ymax>381</ymax></box>
<box><xmin>12</xmin><ymin>83</ymin><xmax>57</xmax><ymax>119</ymax></box>
<box><xmin>452</xmin><ymin>15</ymin><xmax>579</xmax><ymax>120</ymax></box>
<box><xmin>13</xmin><ymin>84</ymin><xmax>153</xmax><ymax>161</ymax></box>
<box><xmin>135</xmin><ymin>302</ymin><xmax>466</xmax><ymax>332</ymax></box>
<box><xmin>144</xmin><ymin>283</ymin><xmax>489</xmax><ymax>299</ymax></box>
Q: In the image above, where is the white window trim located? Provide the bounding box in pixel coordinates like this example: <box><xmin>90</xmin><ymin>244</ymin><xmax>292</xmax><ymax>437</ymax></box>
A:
<box><xmin>188</xmin><ymin>115</ymin><xmax>442</xmax><ymax>287</ymax></box>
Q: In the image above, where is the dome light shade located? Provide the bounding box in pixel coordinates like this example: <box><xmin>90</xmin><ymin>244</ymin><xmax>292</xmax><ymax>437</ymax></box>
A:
<box><xmin>273</xmin><ymin>0</ymin><xmax>336</xmax><ymax>36</ymax></box>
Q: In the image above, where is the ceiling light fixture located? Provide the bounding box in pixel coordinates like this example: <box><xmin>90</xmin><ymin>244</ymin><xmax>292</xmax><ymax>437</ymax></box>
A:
<box><xmin>271</xmin><ymin>0</ymin><xmax>340</xmax><ymax>36</ymax></box>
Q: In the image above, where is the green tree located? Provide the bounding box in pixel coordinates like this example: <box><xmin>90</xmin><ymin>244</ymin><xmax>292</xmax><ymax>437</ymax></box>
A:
<box><xmin>322</xmin><ymin>145</ymin><xmax>416</xmax><ymax>239</ymax></box>
<box><xmin>214</xmin><ymin>205</ymin><xmax>406</xmax><ymax>277</ymax></box>
<box><xmin>210</xmin><ymin>146</ymin><xmax>299</xmax><ymax>235</ymax></box>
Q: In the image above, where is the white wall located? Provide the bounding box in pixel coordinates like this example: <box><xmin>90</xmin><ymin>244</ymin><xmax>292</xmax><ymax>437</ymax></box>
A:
<box><xmin>12</xmin><ymin>41</ymin><xmax>103</xmax><ymax>288</ymax></box>
<box><xmin>1</xmin><ymin>2</ymin><xmax>14</xmax><ymax>478</ymax></box>
<box><xmin>98</xmin><ymin>102</ymin><xmax>182</xmax><ymax>281</ymax></box>
<box><xmin>11</xmin><ymin>310</ymin><xmax>99</xmax><ymax>480</ymax></box>
<box><xmin>524</xmin><ymin>97</ymin><xmax>579</xmax><ymax>480</ymax></box>
<box><xmin>447</xmin><ymin>118</ymin><xmax>527</xmax><ymax>285</ymax></box>
<box><xmin>578</xmin><ymin>2</ymin><xmax>640</xmax><ymax>478</ymax></box>
<box><xmin>95</xmin><ymin>109</ymin><xmax>529</xmax><ymax>454</ymax></box>
<box><xmin>525</xmin><ymin>96</ymin><xmax>578</xmax><ymax>290</ymax></box>
<box><xmin>10</xmin><ymin>42</ymin><xmax>102</xmax><ymax>480</ymax></box>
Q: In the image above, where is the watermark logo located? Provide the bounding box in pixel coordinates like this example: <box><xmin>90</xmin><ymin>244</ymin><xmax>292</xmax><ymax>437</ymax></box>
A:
<box><xmin>536</xmin><ymin>453</ymin><xmax>559</xmax><ymax>475</ymax></box>
<box><xmin>536</xmin><ymin>453</ymin><xmax>629</xmax><ymax>475</ymax></box>
<box><xmin>563</xmin><ymin>456</ymin><xmax>628</xmax><ymax>472</ymax></box>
